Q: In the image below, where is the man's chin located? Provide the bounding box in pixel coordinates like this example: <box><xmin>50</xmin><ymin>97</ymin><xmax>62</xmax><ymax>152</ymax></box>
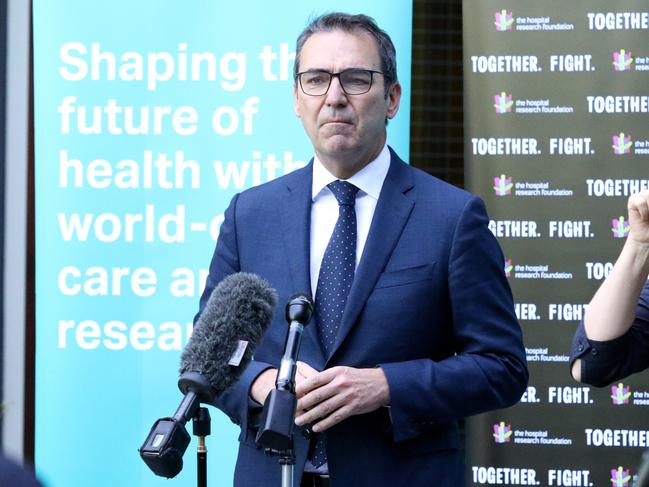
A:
<box><xmin>319</xmin><ymin>124</ymin><xmax>355</xmax><ymax>141</ymax></box>
<box><xmin>319</xmin><ymin>139</ymin><xmax>358</xmax><ymax>157</ymax></box>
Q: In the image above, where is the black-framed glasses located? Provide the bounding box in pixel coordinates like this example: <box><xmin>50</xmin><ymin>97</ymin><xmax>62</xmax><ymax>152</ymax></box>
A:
<box><xmin>296</xmin><ymin>68</ymin><xmax>383</xmax><ymax>96</ymax></box>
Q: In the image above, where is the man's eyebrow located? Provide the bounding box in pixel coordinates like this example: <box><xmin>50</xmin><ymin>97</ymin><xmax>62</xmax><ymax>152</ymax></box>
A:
<box><xmin>300</xmin><ymin>67</ymin><xmax>374</xmax><ymax>72</ymax></box>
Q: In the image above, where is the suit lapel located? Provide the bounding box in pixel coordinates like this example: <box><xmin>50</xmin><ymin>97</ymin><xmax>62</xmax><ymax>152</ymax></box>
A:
<box><xmin>327</xmin><ymin>150</ymin><xmax>415</xmax><ymax>362</ymax></box>
<box><xmin>279</xmin><ymin>165</ymin><xmax>312</xmax><ymax>297</ymax></box>
<box><xmin>278</xmin><ymin>162</ymin><xmax>327</xmax><ymax>366</ymax></box>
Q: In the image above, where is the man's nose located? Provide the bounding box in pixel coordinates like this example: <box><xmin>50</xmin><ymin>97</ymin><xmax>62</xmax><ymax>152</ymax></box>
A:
<box><xmin>325</xmin><ymin>76</ymin><xmax>348</xmax><ymax>106</ymax></box>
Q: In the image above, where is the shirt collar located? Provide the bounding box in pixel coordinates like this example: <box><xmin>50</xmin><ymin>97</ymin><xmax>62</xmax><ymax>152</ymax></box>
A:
<box><xmin>312</xmin><ymin>144</ymin><xmax>390</xmax><ymax>201</ymax></box>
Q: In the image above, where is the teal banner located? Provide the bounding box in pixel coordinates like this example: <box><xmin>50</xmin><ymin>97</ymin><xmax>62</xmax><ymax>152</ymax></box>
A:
<box><xmin>32</xmin><ymin>2</ymin><xmax>412</xmax><ymax>486</ymax></box>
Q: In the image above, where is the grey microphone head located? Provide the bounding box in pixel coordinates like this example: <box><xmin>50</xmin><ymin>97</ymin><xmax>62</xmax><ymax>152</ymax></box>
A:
<box><xmin>179</xmin><ymin>272</ymin><xmax>277</xmax><ymax>398</ymax></box>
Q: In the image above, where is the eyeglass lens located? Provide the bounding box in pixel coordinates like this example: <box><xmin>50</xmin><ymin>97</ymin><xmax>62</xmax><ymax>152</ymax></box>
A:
<box><xmin>300</xmin><ymin>69</ymin><xmax>374</xmax><ymax>95</ymax></box>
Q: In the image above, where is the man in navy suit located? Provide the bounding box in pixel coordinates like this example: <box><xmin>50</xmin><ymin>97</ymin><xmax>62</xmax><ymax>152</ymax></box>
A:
<box><xmin>198</xmin><ymin>12</ymin><xmax>527</xmax><ymax>487</ymax></box>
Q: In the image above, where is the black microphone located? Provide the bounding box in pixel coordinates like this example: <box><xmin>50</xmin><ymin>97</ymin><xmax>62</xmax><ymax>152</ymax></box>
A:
<box><xmin>139</xmin><ymin>272</ymin><xmax>277</xmax><ymax>478</ymax></box>
<box><xmin>256</xmin><ymin>293</ymin><xmax>313</xmax><ymax>452</ymax></box>
<box><xmin>276</xmin><ymin>294</ymin><xmax>314</xmax><ymax>392</ymax></box>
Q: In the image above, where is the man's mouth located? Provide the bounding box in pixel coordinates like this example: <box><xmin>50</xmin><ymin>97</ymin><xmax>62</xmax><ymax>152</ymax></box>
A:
<box><xmin>322</xmin><ymin>119</ymin><xmax>352</xmax><ymax>126</ymax></box>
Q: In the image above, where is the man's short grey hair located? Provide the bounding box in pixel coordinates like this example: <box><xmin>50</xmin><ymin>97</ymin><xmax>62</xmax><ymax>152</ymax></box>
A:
<box><xmin>293</xmin><ymin>12</ymin><xmax>398</xmax><ymax>96</ymax></box>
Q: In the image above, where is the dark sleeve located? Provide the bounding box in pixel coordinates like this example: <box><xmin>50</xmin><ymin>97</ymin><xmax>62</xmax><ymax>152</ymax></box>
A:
<box><xmin>380</xmin><ymin>196</ymin><xmax>528</xmax><ymax>442</ymax></box>
<box><xmin>570</xmin><ymin>281</ymin><xmax>649</xmax><ymax>387</ymax></box>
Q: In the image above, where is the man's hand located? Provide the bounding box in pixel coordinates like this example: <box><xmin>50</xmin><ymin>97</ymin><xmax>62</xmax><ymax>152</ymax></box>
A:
<box><xmin>294</xmin><ymin>365</ymin><xmax>390</xmax><ymax>432</ymax></box>
<box><xmin>628</xmin><ymin>190</ymin><xmax>649</xmax><ymax>245</ymax></box>
<box><xmin>250</xmin><ymin>368</ymin><xmax>277</xmax><ymax>405</ymax></box>
<box><xmin>249</xmin><ymin>361</ymin><xmax>319</xmax><ymax>404</ymax></box>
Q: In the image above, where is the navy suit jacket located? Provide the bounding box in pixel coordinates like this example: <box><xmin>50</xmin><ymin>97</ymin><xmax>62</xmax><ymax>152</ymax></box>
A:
<box><xmin>198</xmin><ymin>149</ymin><xmax>528</xmax><ymax>486</ymax></box>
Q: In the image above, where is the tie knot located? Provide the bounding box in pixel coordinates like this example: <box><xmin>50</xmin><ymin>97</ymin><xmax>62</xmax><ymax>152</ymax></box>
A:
<box><xmin>328</xmin><ymin>180</ymin><xmax>359</xmax><ymax>207</ymax></box>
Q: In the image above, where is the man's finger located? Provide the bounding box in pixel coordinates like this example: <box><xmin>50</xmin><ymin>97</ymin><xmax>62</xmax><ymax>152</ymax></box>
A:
<box><xmin>296</xmin><ymin>361</ymin><xmax>319</xmax><ymax>377</ymax></box>
<box><xmin>311</xmin><ymin>404</ymin><xmax>354</xmax><ymax>432</ymax></box>
<box><xmin>295</xmin><ymin>392</ymin><xmax>344</xmax><ymax>426</ymax></box>
<box><xmin>296</xmin><ymin>377</ymin><xmax>338</xmax><ymax>413</ymax></box>
<box><xmin>295</xmin><ymin>368</ymin><xmax>336</xmax><ymax>397</ymax></box>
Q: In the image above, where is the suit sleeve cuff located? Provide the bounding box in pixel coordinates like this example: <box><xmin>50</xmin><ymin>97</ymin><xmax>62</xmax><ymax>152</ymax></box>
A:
<box><xmin>379</xmin><ymin>361</ymin><xmax>436</xmax><ymax>442</ymax></box>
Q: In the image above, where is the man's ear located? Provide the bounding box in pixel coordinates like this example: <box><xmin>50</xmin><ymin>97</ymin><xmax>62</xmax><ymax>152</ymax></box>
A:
<box><xmin>386</xmin><ymin>82</ymin><xmax>402</xmax><ymax>120</ymax></box>
<box><xmin>294</xmin><ymin>82</ymin><xmax>302</xmax><ymax>118</ymax></box>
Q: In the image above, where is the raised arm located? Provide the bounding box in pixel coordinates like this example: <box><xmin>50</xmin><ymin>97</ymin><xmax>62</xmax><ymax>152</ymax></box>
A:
<box><xmin>571</xmin><ymin>190</ymin><xmax>649</xmax><ymax>381</ymax></box>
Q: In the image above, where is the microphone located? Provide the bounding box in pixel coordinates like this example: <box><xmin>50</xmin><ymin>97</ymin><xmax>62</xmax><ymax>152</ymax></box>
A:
<box><xmin>256</xmin><ymin>293</ymin><xmax>313</xmax><ymax>452</ymax></box>
<box><xmin>276</xmin><ymin>294</ymin><xmax>314</xmax><ymax>392</ymax></box>
<box><xmin>139</xmin><ymin>272</ymin><xmax>277</xmax><ymax>478</ymax></box>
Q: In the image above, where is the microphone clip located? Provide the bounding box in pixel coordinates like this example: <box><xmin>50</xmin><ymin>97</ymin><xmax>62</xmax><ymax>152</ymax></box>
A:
<box><xmin>255</xmin><ymin>388</ymin><xmax>298</xmax><ymax>452</ymax></box>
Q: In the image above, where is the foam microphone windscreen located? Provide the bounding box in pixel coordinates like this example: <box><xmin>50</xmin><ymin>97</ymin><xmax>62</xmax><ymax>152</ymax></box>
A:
<box><xmin>179</xmin><ymin>272</ymin><xmax>277</xmax><ymax>396</ymax></box>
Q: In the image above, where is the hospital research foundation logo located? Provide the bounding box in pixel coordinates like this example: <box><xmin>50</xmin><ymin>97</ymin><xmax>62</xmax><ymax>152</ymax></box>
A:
<box><xmin>611</xmin><ymin>466</ymin><xmax>631</xmax><ymax>486</ymax></box>
<box><xmin>494</xmin><ymin>10</ymin><xmax>514</xmax><ymax>31</ymax></box>
<box><xmin>612</xmin><ymin>132</ymin><xmax>633</xmax><ymax>154</ymax></box>
<box><xmin>612</xmin><ymin>217</ymin><xmax>631</xmax><ymax>238</ymax></box>
<box><xmin>494</xmin><ymin>92</ymin><xmax>514</xmax><ymax>113</ymax></box>
<box><xmin>613</xmin><ymin>49</ymin><xmax>634</xmax><ymax>71</ymax></box>
<box><xmin>494</xmin><ymin>175</ymin><xmax>513</xmax><ymax>196</ymax></box>
<box><xmin>493</xmin><ymin>422</ymin><xmax>512</xmax><ymax>443</ymax></box>
<box><xmin>611</xmin><ymin>383</ymin><xmax>631</xmax><ymax>405</ymax></box>
<box><xmin>491</xmin><ymin>175</ymin><xmax>573</xmax><ymax>198</ymax></box>
<box><xmin>504</xmin><ymin>259</ymin><xmax>513</xmax><ymax>278</ymax></box>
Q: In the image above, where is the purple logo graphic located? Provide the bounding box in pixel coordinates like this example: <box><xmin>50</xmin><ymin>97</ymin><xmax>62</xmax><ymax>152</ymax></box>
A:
<box><xmin>613</xmin><ymin>49</ymin><xmax>634</xmax><ymax>71</ymax></box>
<box><xmin>504</xmin><ymin>259</ymin><xmax>513</xmax><ymax>278</ymax></box>
<box><xmin>610</xmin><ymin>466</ymin><xmax>631</xmax><ymax>486</ymax></box>
<box><xmin>611</xmin><ymin>383</ymin><xmax>631</xmax><ymax>405</ymax></box>
<box><xmin>494</xmin><ymin>92</ymin><xmax>514</xmax><ymax>113</ymax></box>
<box><xmin>612</xmin><ymin>217</ymin><xmax>631</xmax><ymax>238</ymax></box>
<box><xmin>493</xmin><ymin>421</ymin><xmax>513</xmax><ymax>443</ymax></box>
<box><xmin>612</xmin><ymin>132</ymin><xmax>633</xmax><ymax>154</ymax></box>
<box><xmin>494</xmin><ymin>10</ymin><xmax>514</xmax><ymax>31</ymax></box>
<box><xmin>493</xmin><ymin>174</ymin><xmax>513</xmax><ymax>196</ymax></box>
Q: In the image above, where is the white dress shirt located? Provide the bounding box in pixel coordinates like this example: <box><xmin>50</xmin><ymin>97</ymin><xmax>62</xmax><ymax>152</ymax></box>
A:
<box><xmin>310</xmin><ymin>144</ymin><xmax>391</xmax><ymax>297</ymax></box>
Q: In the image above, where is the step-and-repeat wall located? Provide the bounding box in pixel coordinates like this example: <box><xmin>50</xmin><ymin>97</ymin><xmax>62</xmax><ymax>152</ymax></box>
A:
<box><xmin>464</xmin><ymin>2</ymin><xmax>649</xmax><ymax>486</ymax></box>
<box><xmin>32</xmin><ymin>2</ymin><xmax>412</xmax><ymax>486</ymax></box>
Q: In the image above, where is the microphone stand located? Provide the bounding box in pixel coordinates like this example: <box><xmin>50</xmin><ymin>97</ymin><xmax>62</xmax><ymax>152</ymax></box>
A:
<box><xmin>139</xmin><ymin>372</ymin><xmax>216</xmax><ymax>480</ymax></box>
<box><xmin>193</xmin><ymin>407</ymin><xmax>211</xmax><ymax>487</ymax></box>
<box><xmin>256</xmin><ymin>294</ymin><xmax>313</xmax><ymax>487</ymax></box>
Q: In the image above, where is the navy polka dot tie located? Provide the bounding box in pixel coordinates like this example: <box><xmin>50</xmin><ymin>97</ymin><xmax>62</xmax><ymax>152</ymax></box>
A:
<box><xmin>310</xmin><ymin>180</ymin><xmax>359</xmax><ymax>467</ymax></box>
<box><xmin>315</xmin><ymin>180</ymin><xmax>359</xmax><ymax>355</ymax></box>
